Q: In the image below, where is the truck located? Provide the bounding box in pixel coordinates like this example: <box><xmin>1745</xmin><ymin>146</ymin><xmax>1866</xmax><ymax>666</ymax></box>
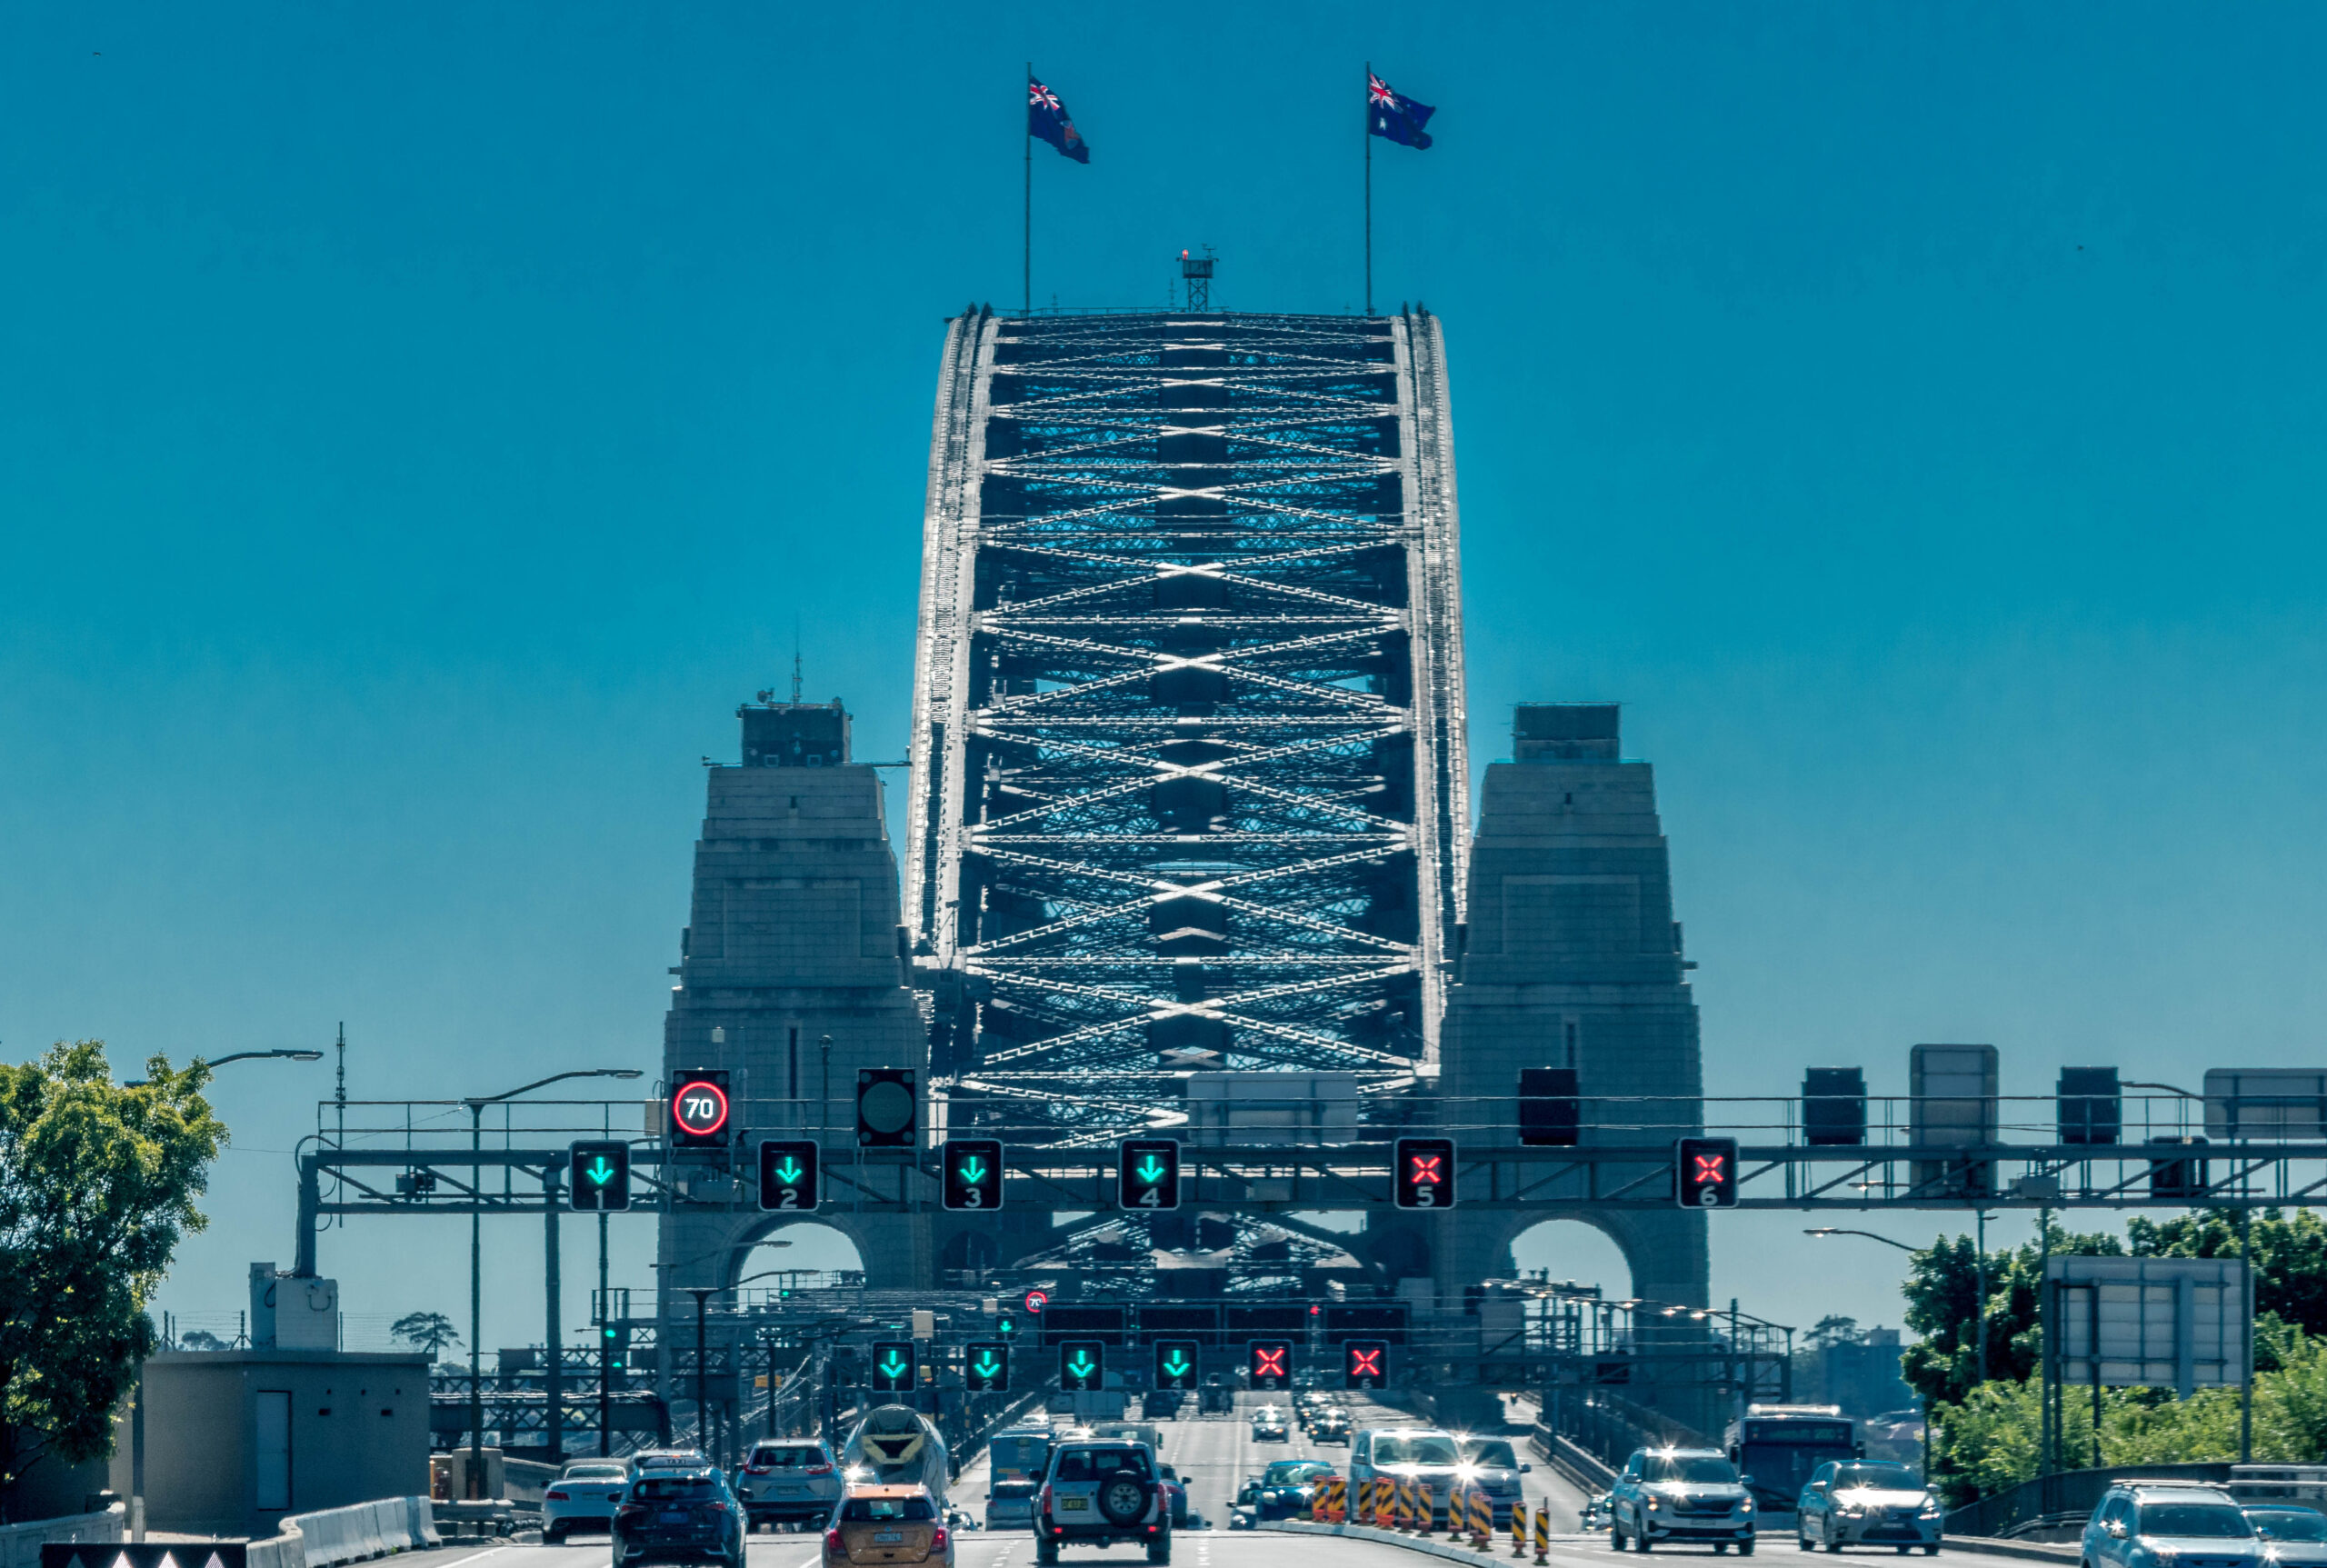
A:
<box><xmin>1723</xmin><ymin>1404</ymin><xmax>1859</xmax><ymax>1529</ymax></box>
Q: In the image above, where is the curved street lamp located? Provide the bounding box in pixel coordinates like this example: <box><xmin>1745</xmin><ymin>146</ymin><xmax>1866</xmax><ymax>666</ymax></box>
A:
<box><xmin>464</xmin><ymin>1067</ymin><xmax>644</xmax><ymax>1490</ymax></box>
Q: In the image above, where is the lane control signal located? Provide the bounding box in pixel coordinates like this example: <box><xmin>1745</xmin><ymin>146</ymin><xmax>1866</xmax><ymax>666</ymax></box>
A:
<box><xmin>965</xmin><ymin>1342</ymin><xmax>1011</xmax><ymax>1393</ymax></box>
<box><xmin>1117</xmin><ymin>1137</ymin><xmax>1182</xmax><ymax>1211</ymax></box>
<box><xmin>1343</xmin><ymin>1339</ymin><xmax>1389</xmax><ymax>1390</ymax></box>
<box><xmin>758</xmin><ymin>1139</ymin><xmax>821</xmax><ymax>1212</ymax></box>
<box><xmin>1247</xmin><ymin>1339</ymin><xmax>1293</xmax><ymax>1390</ymax></box>
<box><xmin>857</xmin><ymin>1068</ymin><xmax>918</xmax><ymax>1148</ymax></box>
<box><xmin>1153</xmin><ymin>1339</ymin><xmax>1202</xmax><ymax>1391</ymax></box>
<box><xmin>1393</xmin><ymin>1137</ymin><xmax>1457</xmax><ymax>1208</ymax></box>
<box><xmin>869</xmin><ymin>1340</ymin><xmax>916</xmax><ymax>1393</ymax></box>
<box><xmin>943</xmin><ymin>1137</ymin><xmax>1005</xmax><ymax>1210</ymax></box>
<box><xmin>1675</xmin><ymin>1136</ymin><xmax>1740</xmax><ymax>1208</ymax></box>
<box><xmin>568</xmin><ymin>1141</ymin><xmax>631</xmax><ymax>1212</ymax></box>
<box><xmin>1057</xmin><ymin>1339</ymin><xmax>1106</xmax><ymax>1393</ymax></box>
<box><xmin>669</xmin><ymin>1069</ymin><xmax>732</xmax><ymax>1148</ymax></box>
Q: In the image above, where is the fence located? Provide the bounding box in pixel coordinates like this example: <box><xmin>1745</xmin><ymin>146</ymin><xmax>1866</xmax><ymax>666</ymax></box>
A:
<box><xmin>1943</xmin><ymin>1463</ymin><xmax>2232</xmax><ymax>1540</ymax></box>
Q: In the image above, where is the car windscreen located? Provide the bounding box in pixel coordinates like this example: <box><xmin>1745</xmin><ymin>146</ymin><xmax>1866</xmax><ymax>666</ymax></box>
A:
<box><xmin>753</xmin><ymin>1446</ymin><xmax>826</xmax><ymax>1468</ymax></box>
<box><xmin>631</xmin><ymin>1476</ymin><xmax>720</xmax><ymax>1501</ymax></box>
<box><xmin>564</xmin><ymin>1464</ymin><xmax>627</xmax><ymax>1481</ymax></box>
<box><xmin>1374</xmin><ymin>1435</ymin><xmax>1461</xmax><ymax>1467</ymax></box>
<box><xmin>1832</xmin><ymin>1465</ymin><xmax>1914</xmax><ymax>1490</ymax></box>
<box><xmin>992</xmin><ymin>1482</ymin><xmax>1039</xmax><ymax>1500</ymax></box>
<box><xmin>1054</xmin><ymin>1448</ymin><xmax>1153</xmax><ymax>1483</ymax></box>
<box><xmin>1265</xmin><ymin>1463</ymin><xmax>1333</xmax><ymax>1483</ymax></box>
<box><xmin>2139</xmin><ymin>1505</ymin><xmax>2254</xmax><ymax>1539</ymax></box>
<box><xmin>1643</xmin><ymin>1454</ymin><xmax>1738</xmax><ymax>1485</ymax></box>
<box><xmin>1463</xmin><ymin>1441</ymin><xmax>1520</xmax><ymax>1470</ymax></box>
<box><xmin>2251</xmin><ymin>1512</ymin><xmax>2327</xmax><ymax>1543</ymax></box>
<box><xmin>843</xmin><ymin>1495</ymin><xmax>936</xmax><ymax>1522</ymax></box>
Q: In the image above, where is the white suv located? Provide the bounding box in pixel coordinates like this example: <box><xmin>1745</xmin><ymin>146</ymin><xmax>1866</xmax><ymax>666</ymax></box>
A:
<box><xmin>734</xmin><ymin>1438</ymin><xmax>843</xmax><ymax>1531</ymax></box>
<box><xmin>1035</xmin><ymin>1439</ymin><xmax>1171</xmax><ymax>1564</ymax></box>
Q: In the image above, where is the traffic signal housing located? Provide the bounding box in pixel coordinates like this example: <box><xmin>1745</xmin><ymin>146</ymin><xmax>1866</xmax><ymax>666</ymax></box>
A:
<box><xmin>1153</xmin><ymin>1339</ymin><xmax>1201</xmax><ymax>1391</ymax></box>
<box><xmin>1117</xmin><ymin>1138</ymin><xmax>1181</xmax><ymax>1211</ymax></box>
<box><xmin>1342</xmin><ymin>1339</ymin><xmax>1388</xmax><ymax>1390</ymax></box>
<box><xmin>600</xmin><ymin>1322</ymin><xmax>628</xmax><ymax>1382</ymax></box>
<box><xmin>1057</xmin><ymin>1339</ymin><xmax>1105</xmax><ymax>1393</ymax></box>
<box><xmin>1393</xmin><ymin>1137</ymin><xmax>1456</xmax><ymax>1209</ymax></box>
<box><xmin>857</xmin><ymin>1068</ymin><xmax>918</xmax><ymax>1148</ymax></box>
<box><xmin>943</xmin><ymin>1138</ymin><xmax>1005</xmax><ymax>1211</ymax></box>
<box><xmin>1247</xmin><ymin>1339</ymin><xmax>1293</xmax><ymax>1390</ymax></box>
<box><xmin>1518</xmin><ymin>1068</ymin><xmax>1581</xmax><ymax>1146</ymax></box>
<box><xmin>758</xmin><ymin>1139</ymin><xmax>821</xmax><ymax>1212</ymax></box>
<box><xmin>869</xmin><ymin>1341</ymin><xmax>917</xmax><ymax>1393</ymax></box>
<box><xmin>965</xmin><ymin>1342</ymin><xmax>1011</xmax><ymax>1393</ymax></box>
<box><xmin>668</xmin><ymin>1069</ymin><xmax>732</xmax><ymax>1148</ymax></box>
<box><xmin>1675</xmin><ymin>1136</ymin><xmax>1740</xmax><ymax>1208</ymax></box>
<box><xmin>568</xmin><ymin>1141</ymin><xmax>631</xmax><ymax>1211</ymax></box>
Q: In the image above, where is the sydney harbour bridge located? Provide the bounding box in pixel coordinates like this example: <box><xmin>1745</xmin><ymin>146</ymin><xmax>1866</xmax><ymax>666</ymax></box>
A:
<box><xmin>903</xmin><ymin>306</ymin><xmax>1473</xmax><ymax>1135</ymax></box>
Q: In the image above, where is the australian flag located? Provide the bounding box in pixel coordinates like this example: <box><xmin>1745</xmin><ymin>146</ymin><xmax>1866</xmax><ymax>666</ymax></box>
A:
<box><xmin>1368</xmin><ymin>72</ymin><xmax>1435</xmax><ymax>149</ymax></box>
<box><xmin>1029</xmin><ymin>75</ymin><xmax>1090</xmax><ymax>163</ymax></box>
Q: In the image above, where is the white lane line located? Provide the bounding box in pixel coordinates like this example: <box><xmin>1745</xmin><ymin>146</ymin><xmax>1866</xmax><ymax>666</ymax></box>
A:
<box><xmin>425</xmin><ymin>1550</ymin><xmax>510</xmax><ymax>1568</ymax></box>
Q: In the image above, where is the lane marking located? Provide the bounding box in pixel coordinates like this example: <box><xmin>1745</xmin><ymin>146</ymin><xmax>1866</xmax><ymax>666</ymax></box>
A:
<box><xmin>424</xmin><ymin>1550</ymin><xmax>509</xmax><ymax>1568</ymax></box>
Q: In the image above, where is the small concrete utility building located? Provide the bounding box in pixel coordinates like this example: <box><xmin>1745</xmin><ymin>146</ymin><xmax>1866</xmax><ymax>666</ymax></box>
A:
<box><xmin>115</xmin><ymin>1351</ymin><xmax>429</xmax><ymax>1538</ymax></box>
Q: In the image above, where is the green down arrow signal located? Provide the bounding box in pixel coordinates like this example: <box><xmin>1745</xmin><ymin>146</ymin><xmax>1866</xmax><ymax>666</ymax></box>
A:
<box><xmin>959</xmin><ymin>1157</ymin><xmax>987</xmax><ymax>1184</ymax></box>
<box><xmin>879</xmin><ymin>1353</ymin><xmax>907</xmax><ymax>1378</ymax></box>
<box><xmin>974</xmin><ymin>1353</ymin><xmax>1000</xmax><ymax>1376</ymax></box>
<box><xmin>1163</xmin><ymin>1352</ymin><xmax>1190</xmax><ymax>1378</ymax></box>
<box><xmin>585</xmin><ymin>1157</ymin><xmax>615</xmax><ymax>1186</ymax></box>
<box><xmin>774</xmin><ymin>1158</ymin><xmax>804</xmax><ymax>1184</ymax></box>
<box><xmin>1135</xmin><ymin>1156</ymin><xmax>1166</xmax><ymax>1183</ymax></box>
<box><xmin>1067</xmin><ymin>1352</ymin><xmax>1094</xmax><ymax>1379</ymax></box>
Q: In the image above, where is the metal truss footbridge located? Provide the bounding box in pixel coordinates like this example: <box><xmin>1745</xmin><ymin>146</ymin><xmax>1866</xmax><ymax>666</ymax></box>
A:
<box><xmin>902</xmin><ymin>307</ymin><xmax>1471</xmax><ymax>1141</ymax></box>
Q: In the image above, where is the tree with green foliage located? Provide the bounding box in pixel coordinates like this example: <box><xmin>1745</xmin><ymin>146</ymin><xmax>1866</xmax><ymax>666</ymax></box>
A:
<box><xmin>2130</xmin><ymin>1209</ymin><xmax>2327</xmax><ymax>1336</ymax></box>
<box><xmin>0</xmin><ymin>1042</ymin><xmax>226</xmax><ymax>1519</ymax></box>
<box><xmin>391</xmin><ymin>1312</ymin><xmax>460</xmax><ymax>1359</ymax></box>
<box><xmin>1900</xmin><ymin>1222</ymin><xmax>2124</xmax><ymax>1408</ymax></box>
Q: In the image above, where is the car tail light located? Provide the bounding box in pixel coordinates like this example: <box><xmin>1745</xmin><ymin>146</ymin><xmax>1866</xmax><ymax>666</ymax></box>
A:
<box><xmin>545</xmin><ymin>1490</ymin><xmax>570</xmax><ymax>1502</ymax></box>
<box><xmin>1040</xmin><ymin>1484</ymin><xmax>1054</xmax><ymax>1514</ymax></box>
<box><xmin>931</xmin><ymin>1528</ymin><xmax>949</xmax><ymax>1551</ymax></box>
<box><xmin>825</xmin><ymin>1528</ymin><xmax>845</xmax><ymax>1553</ymax></box>
<box><xmin>744</xmin><ymin>1463</ymin><xmax>773</xmax><ymax>1474</ymax></box>
<box><xmin>706</xmin><ymin>1501</ymin><xmax>729</xmax><ymax>1513</ymax></box>
<box><xmin>807</xmin><ymin>1462</ymin><xmax>834</xmax><ymax>1475</ymax></box>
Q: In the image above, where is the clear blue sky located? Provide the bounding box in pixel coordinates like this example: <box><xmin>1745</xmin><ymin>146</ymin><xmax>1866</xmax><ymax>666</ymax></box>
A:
<box><xmin>5</xmin><ymin>3</ymin><xmax>2326</xmax><ymax>1348</ymax></box>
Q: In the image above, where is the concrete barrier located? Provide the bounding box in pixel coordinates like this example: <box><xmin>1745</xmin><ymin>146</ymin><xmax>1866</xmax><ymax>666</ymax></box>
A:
<box><xmin>0</xmin><ymin>1506</ymin><xmax>124</xmax><ymax>1568</ymax></box>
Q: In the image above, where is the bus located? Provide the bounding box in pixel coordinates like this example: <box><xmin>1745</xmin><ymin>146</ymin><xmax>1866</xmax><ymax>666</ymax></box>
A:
<box><xmin>1723</xmin><ymin>1404</ymin><xmax>1859</xmax><ymax>1526</ymax></box>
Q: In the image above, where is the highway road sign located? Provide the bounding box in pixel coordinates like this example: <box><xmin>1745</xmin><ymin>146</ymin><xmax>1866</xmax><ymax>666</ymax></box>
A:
<box><xmin>567</xmin><ymin>1141</ymin><xmax>630</xmax><ymax>1211</ymax></box>
<box><xmin>965</xmin><ymin>1342</ymin><xmax>1011</xmax><ymax>1393</ymax></box>
<box><xmin>1393</xmin><ymin>1137</ymin><xmax>1456</xmax><ymax>1208</ymax></box>
<box><xmin>669</xmin><ymin>1069</ymin><xmax>731</xmax><ymax>1147</ymax></box>
<box><xmin>1117</xmin><ymin>1137</ymin><xmax>1181</xmax><ymax>1211</ymax></box>
<box><xmin>1342</xmin><ymin>1339</ymin><xmax>1388</xmax><ymax>1390</ymax></box>
<box><xmin>758</xmin><ymin>1140</ymin><xmax>820</xmax><ymax>1211</ymax></box>
<box><xmin>869</xmin><ymin>1340</ymin><xmax>916</xmax><ymax>1393</ymax></box>
<box><xmin>1247</xmin><ymin>1339</ymin><xmax>1293</xmax><ymax>1389</ymax></box>
<box><xmin>1024</xmin><ymin>1288</ymin><xmax>1048</xmax><ymax>1315</ymax></box>
<box><xmin>1676</xmin><ymin>1137</ymin><xmax>1739</xmax><ymax>1207</ymax></box>
<box><xmin>943</xmin><ymin>1137</ymin><xmax>1004</xmax><ymax>1210</ymax></box>
<box><xmin>1153</xmin><ymin>1339</ymin><xmax>1201</xmax><ymax>1391</ymax></box>
<box><xmin>1057</xmin><ymin>1338</ymin><xmax>1105</xmax><ymax>1393</ymax></box>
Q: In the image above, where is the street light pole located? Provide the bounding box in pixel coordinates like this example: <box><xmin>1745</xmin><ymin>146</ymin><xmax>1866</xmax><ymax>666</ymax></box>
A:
<box><xmin>463</xmin><ymin>1066</ymin><xmax>643</xmax><ymax>1498</ymax></box>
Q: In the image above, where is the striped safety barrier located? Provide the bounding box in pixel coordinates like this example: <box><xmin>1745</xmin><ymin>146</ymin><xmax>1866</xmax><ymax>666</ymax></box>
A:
<box><xmin>1468</xmin><ymin>1486</ymin><xmax>1492</xmax><ymax>1547</ymax></box>
<box><xmin>1416</xmin><ymin>1483</ymin><xmax>1434</xmax><ymax>1536</ymax></box>
<box><xmin>1511</xmin><ymin>1496</ymin><xmax>1528</xmax><ymax>1555</ymax></box>
<box><xmin>1373</xmin><ymin>1476</ymin><xmax>1395</xmax><ymax>1528</ymax></box>
<box><xmin>1533</xmin><ymin>1503</ymin><xmax>1552</xmax><ymax>1565</ymax></box>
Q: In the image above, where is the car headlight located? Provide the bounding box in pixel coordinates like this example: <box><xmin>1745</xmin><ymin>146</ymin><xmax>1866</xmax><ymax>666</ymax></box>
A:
<box><xmin>1740</xmin><ymin>1500</ymin><xmax>1754</xmax><ymax>1514</ymax></box>
<box><xmin>1646</xmin><ymin>1497</ymin><xmax>1663</xmax><ymax>1513</ymax></box>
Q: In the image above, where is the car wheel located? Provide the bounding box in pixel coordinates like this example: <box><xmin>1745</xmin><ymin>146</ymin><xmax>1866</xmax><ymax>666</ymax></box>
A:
<box><xmin>1923</xmin><ymin>1549</ymin><xmax>1940</xmax><ymax>1557</ymax></box>
<box><xmin>1036</xmin><ymin>1540</ymin><xmax>1059</xmax><ymax>1566</ymax></box>
<box><xmin>1147</xmin><ymin>1541</ymin><xmax>1172</xmax><ymax>1565</ymax></box>
<box><xmin>1715</xmin><ymin>1544</ymin><xmax>1730</xmax><ymax>1554</ymax></box>
<box><xmin>1610</xmin><ymin>1523</ymin><xmax>1627</xmax><ymax>1552</ymax></box>
<box><xmin>546</xmin><ymin>1526</ymin><xmax>564</xmax><ymax>1545</ymax></box>
<box><xmin>1738</xmin><ymin>1543</ymin><xmax>1754</xmax><ymax>1557</ymax></box>
<box><xmin>1637</xmin><ymin>1531</ymin><xmax>1653</xmax><ymax>1552</ymax></box>
<box><xmin>1827</xmin><ymin>1537</ymin><xmax>1844</xmax><ymax>1553</ymax></box>
<box><xmin>1800</xmin><ymin>1534</ymin><xmax>1812</xmax><ymax>1552</ymax></box>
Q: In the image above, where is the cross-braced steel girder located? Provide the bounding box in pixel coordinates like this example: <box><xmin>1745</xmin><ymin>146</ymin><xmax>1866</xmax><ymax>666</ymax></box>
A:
<box><xmin>904</xmin><ymin>309</ymin><xmax>1470</xmax><ymax>1139</ymax></box>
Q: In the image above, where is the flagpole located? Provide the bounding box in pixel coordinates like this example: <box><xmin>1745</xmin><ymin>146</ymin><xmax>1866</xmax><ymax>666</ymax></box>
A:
<box><xmin>1363</xmin><ymin>60</ymin><xmax>1373</xmax><ymax>317</ymax></box>
<box><xmin>1033</xmin><ymin>62</ymin><xmax>1042</xmax><ymax>316</ymax></box>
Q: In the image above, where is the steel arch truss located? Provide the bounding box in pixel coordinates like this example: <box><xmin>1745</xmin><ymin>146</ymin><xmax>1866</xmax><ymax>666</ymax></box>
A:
<box><xmin>904</xmin><ymin>309</ymin><xmax>1470</xmax><ymax>1136</ymax></box>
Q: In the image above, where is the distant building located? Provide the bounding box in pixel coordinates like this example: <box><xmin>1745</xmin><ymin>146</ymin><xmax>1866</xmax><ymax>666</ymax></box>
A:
<box><xmin>1821</xmin><ymin>1327</ymin><xmax>1917</xmax><ymax>1419</ymax></box>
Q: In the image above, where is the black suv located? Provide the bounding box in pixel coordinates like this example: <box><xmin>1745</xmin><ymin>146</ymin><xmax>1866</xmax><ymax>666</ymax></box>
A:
<box><xmin>1034</xmin><ymin>1438</ymin><xmax>1171</xmax><ymax>1564</ymax></box>
<box><xmin>614</xmin><ymin>1467</ymin><xmax>747</xmax><ymax>1568</ymax></box>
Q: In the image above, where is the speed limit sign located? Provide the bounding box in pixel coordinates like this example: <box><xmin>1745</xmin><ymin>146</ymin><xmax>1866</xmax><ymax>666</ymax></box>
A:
<box><xmin>669</xmin><ymin>1069</ymin><xmax>731</xmax><ymax>1147</ymax></box>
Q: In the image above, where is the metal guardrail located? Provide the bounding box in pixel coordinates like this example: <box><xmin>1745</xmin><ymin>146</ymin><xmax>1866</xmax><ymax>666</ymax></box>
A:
<box><xmin>1943</xmin><ymin>1463</ymin><xmax>2232</xmax><ymax>1539</ymax></box>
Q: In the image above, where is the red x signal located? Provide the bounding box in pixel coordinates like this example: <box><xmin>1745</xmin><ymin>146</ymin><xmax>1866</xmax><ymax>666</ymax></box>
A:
<box><xmin>1253</xmin><ymin>1346</ymin><xmax>1287</xmax><ymax>1376</ymax></box>
<box><xmin>1349</xmin><ymin>1348</ymin><xmax>1382</xmax><ymax>1375</ymax></box>
<box><xmin>1692</xmin><ymin>1154</ymin><xmax>1726</xmax><ymax>1183</ymax></box>
<box><xmin>1409</xmin><ymin>1155</ymin><xmax>1443</xmax><ymax>1184</ymax></box>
